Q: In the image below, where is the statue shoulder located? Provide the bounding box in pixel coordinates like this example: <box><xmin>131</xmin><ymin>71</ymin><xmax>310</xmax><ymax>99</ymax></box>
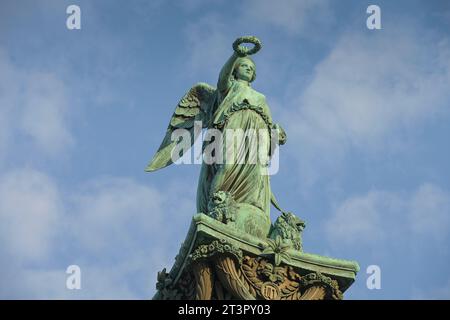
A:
<box><xmin>246</xmin><ymin>86</ymin><xmax>266</xmax><ymax>104</ymax></box>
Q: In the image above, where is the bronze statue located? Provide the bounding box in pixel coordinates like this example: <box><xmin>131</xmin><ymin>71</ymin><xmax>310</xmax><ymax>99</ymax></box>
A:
<box><xmin>146</xmin><ymin>36</ymin><xmax>293</xmax><ymax>239</ymax></box>
<box><xmin>148</xmin><ymin>36</ymin><xmax>359</xmax><ymax>301</ymax></box>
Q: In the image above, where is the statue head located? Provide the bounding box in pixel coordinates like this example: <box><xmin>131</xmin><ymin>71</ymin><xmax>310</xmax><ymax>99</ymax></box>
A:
<box><xmin>233</xmin><ymin>57</ymin><xmax>256</xmax><ymax>83</ymax></box>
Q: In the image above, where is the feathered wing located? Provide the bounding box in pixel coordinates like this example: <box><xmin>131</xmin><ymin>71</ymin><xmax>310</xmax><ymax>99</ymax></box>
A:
<box><xmin>145</xmin><ymin>82</ymin><xmax>216</xmax><ymax>172</ymax></box>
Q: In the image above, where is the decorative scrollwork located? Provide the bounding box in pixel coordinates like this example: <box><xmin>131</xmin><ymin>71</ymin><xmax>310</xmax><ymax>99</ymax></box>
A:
<box><xmin>241</xmin><ymin>256</ymin><xmax>301</xmax><ymax>300</ymax></box>
<box><xmin>239</xmin><ymin>255</ymin><xmax>342</xmax><ymax>300</ymax></box>
<box><xmin>299</xmin><ymin>272</ymin><xmax>343</xmax><ymax>300</ymax></box>
<box><xmin>160</xmin><ymin>240</ymin><xmax>343</xmax><ymax>300</ymax></box>
<box><xmin>189</xmin><ymin>239</ymin><xmax>243</xmax><ymax>264</ymax></box>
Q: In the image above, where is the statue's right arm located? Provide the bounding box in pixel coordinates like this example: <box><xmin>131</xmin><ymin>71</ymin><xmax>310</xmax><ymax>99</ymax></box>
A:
<box><xmin>217</xmin><ymin>52</ymin><xmax>239</xmax><ymax>95</ymax></box>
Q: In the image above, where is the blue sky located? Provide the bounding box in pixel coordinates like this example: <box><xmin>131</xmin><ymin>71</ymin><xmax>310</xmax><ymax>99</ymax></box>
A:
<box><xmin>0</xmin><ymin>0</ymin><xmax>449</xmax><ymax>299</ymax></box>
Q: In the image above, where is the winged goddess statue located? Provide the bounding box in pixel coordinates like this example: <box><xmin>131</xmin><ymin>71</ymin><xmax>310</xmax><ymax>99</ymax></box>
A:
<box><xmin>145</xmin><ymin>36</ymin><xmax>296</xmax><ymax>239</ymax></box>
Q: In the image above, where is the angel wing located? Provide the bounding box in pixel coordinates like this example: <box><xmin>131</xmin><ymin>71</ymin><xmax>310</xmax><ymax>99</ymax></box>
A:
<box><xmin>145</xmin><ymin>82</ymin><xmax>216</xmax><ymax>172</ymax></box>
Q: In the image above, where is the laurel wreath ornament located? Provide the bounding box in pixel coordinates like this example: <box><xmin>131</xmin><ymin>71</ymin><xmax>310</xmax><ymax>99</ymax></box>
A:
<box><xmin>232</xmin><ymin>36</ymin><xmax>262</xmax><ymax>56</ymax></box>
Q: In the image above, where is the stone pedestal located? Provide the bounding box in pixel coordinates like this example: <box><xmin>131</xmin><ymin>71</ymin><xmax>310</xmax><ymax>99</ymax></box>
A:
<box><xmin>154</xmin><ymin>213</ymin><xmax>359</xmax><ymax>300</ymax></box>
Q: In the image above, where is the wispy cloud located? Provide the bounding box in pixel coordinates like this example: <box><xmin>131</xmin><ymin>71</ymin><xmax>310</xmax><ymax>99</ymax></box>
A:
<box><xmin>182</xmin><ymin>13</ymin><xmax>232</xmax><ymax>82</ymax></box>
<box><xmin>283</xmin><ymin>27</ymin><xmax>450</xmax><ymax>189</ymax></box>
<box><xmin>0</xmin><ymin>49</ymin><xmax>19</xmax><ymax>159</ymax></box>
<box><xmin>0</xmin><ymin>49</ymin><xmax>74</xmax><ymax>159</ymax></box>
<box><xmin>324</xmin><ymin>182</ymin><xmax>450</xmax><ymax>299</ymax></box>
<box><xmin>325</xmin><ymin>190</ymin><xmax>397</xmax><ymax>246</ymax></box>
<box><xmin>0</xmin><ymin>167</ymin><xmax>193</xmax><ymax>299</ymax></box>
<box><xmin>0</xmin><ymin>168</ymin><xmax>62</xmax><ymax>261</ymax></box>
<box><xmin>181</xmin><ymin>0</ymin><xmax>334</xmax><ymax>82</ymax></box>
<box><xmin>410</xmin><ymin>183</ymin><xmax>450</xmax><ymax>240</ymax></box>
<box><xmin>325</xmin><ymin>183</ymin><xmax>450</xmax><ymax>248</ymax></box>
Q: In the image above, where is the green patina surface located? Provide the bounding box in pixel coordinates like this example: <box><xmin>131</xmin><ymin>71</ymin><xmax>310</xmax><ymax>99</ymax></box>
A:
<box><xmin>146</xmin><ymin>36</ymin><xmax>292</xmax><ymax>240</ymax></box>
<box><xmin>147</xmin><ymin>36</ymin><xmax>359</xmax><ymax>299</ymax></box>
<box><xmin>166</xmin><ymin>213</ymin><xmax>359</xmax><ymax>294</ymax></box>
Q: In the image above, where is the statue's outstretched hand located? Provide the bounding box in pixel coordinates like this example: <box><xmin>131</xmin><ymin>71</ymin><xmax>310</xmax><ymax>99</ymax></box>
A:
<box><xmin>273</xmin><ymin>123</ymin><xmax>287</xmax><ymax>145</ymax></box>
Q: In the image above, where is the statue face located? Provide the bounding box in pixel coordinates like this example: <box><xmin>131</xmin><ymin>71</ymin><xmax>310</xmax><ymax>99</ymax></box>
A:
<box><xmin>235</xmin><ymin>59</ymin><xmax>255</xmax><ymax>82</ymax></box>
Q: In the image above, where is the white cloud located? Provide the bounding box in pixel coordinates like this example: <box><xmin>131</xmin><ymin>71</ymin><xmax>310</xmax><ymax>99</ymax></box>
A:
<box><xmin>284</xmin><ymin>29</ymin><xmax>450</xmax><ymax>188</ymax></box>
<box><xmin>0</xmin><ymin>21</ymin><xmax>196</xmax><ymax>298</ymax></box>
<box><xmin>183</xmin><ymin>14</ymin><xmax>231</xmax><ymax>81</ymax></box>
<box><xmin>69</xmin><ymin>177</ymin><xmax>165</xmax><ymax>254</ymax></box>
<box><xmin>0</xmin><ymin>49</ymin><xmax>20</xmax><ymax>159</ymax></box>
<box><xmin>0</xmin><ymin>266</ymin><xmax>67</xmax><ymax>300</ymax></box>
<box><xmin>410</xmin><ymin>183</ymin><xmax>450</xmax><ymax>240</ymax></box>
<box><xmin>20</xmin><ymin>72</ymin><xmax>73</xmax><ymax>155</ymax></box>
<box><xmin>0</xmin><ymin>48</ymin><xmax>73</xmax><ymax>159</ymax></box>
<box><xmin>181</xmin><ymin>0</ymin><xmax>334</xmax><ymax>82</ymax></box>
<box><xmin>325</xmin><ymin>183</ymin><xmax>450</xmax><ymax>248</ymax></box>
<box><xmin>325</xmin><ymin>190</ymin><xmax>407</xmax><ymax>247</ymax></box>
<box><xmin>0</xmin><ymin>166</ymin><xmax>192</xmax><ymax>299</ymax></box>
<box><xmin>0</xmin><ymin>168</ymin><xmax>62</xmax><ymax>261</ymax></box>
<box><xmin>65</xmin><ymin>177</ymin><xmax>192</xmax><ymax>299</ymax></box>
